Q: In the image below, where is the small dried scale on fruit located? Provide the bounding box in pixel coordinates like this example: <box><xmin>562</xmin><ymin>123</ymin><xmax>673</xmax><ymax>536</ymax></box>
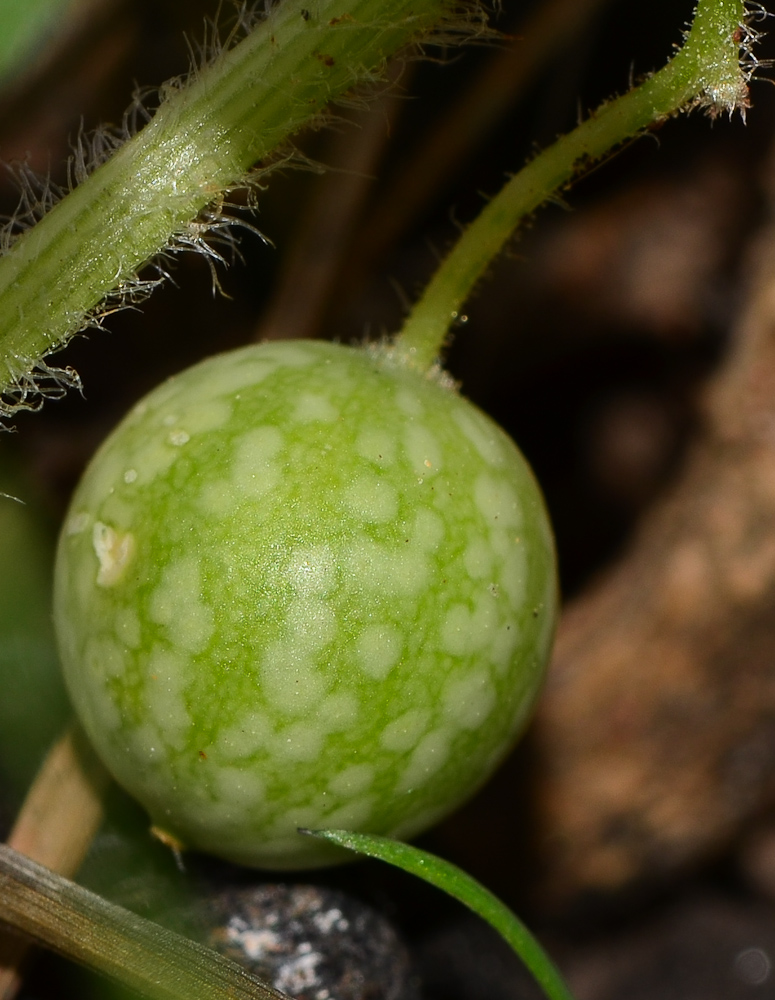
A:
<box><xmin>54</xmin><ymin>339</ymin><xmax>557</xmax><ymax>869</ymax></box>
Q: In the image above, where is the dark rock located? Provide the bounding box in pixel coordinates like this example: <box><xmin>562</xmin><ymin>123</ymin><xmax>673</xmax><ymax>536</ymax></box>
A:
<box><xmin>204</xmin><ymin>883</ymin><xmax>419</xmax><ymax>1000</ymax></box>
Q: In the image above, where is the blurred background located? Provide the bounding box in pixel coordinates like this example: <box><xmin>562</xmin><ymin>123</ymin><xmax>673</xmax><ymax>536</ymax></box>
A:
<box><xmin>3</xmin><ymin>0</ymin><xmax>775</xmax><ymax>997</ymax></box>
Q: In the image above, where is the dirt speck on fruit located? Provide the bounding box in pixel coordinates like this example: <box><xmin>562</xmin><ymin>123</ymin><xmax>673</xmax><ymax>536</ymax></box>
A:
<box><xmin>92</xmin><ymin>522</ymin><xmax>135</xmax><ymax>587</ymax></box>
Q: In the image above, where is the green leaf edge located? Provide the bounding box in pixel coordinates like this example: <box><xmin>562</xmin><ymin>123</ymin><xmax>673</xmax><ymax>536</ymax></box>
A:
<box><xmin>301</xmin><ymin>828</ymin><xmax>575</xmax><ymax>1000</ymax></box>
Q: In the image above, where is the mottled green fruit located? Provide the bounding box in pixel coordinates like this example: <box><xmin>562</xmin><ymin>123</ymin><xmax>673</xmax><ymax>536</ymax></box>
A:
<box><xmin>54</xmin><ymin>340</ymin><xmax>557</xmax><ymax>869</ymax></box>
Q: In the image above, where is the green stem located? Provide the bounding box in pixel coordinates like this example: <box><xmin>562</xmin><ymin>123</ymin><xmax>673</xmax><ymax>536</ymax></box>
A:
<box><xmin>0</xmin><ymin>0</ymin><xmax>468</xmax><ymax>416</ymax></box>
<box><xmin>395</xmin><ymin>0</ymin><xmax>749</xmax><ymax>371</ymax></box>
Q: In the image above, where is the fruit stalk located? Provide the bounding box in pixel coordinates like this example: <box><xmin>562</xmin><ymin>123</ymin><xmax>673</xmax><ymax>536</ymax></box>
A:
<box><xmin>395</xmin><ymin>0</ymin><xmax>751</xmax><ymax>370</ymax></box>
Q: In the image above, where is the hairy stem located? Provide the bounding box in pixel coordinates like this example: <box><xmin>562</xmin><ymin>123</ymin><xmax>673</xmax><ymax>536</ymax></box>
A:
<box><xmin>0</xmin><ymin>0</ymin><xmax>468</xmax><ymax>417</ymax></box>
<box><xmin>394</xmin><ymin>0</ymin><xmax>750</xmax><ymax>371</ymax></box>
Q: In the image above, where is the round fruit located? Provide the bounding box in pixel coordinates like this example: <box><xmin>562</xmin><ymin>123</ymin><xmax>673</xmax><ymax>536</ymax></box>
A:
<box><xmin>54</xmin><ymin>339</ymin><xmax>557</xmax><ymax>869</ymax></box>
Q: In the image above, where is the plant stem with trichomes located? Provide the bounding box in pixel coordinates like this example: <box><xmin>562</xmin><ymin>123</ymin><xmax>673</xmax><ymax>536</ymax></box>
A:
<box><xmin>0</xmin><ymin>0</ymin><xmax>475</xmax><ymax>417</ymax></box>
<box><xmin>394</xmin><ymin>0</ymin><xmax>752</xmax><ymax>371</ymax></box>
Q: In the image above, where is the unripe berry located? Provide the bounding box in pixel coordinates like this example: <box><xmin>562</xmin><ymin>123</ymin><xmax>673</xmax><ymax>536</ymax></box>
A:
<box><xmin>54</xmin><ymin>340</ymin><xmax>557</xmax><ymax>869</ymax></box>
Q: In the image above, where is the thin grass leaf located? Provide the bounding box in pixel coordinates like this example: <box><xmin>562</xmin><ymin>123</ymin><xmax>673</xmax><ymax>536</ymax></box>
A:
<box><xmin>303</xmin><ymin>828</ymin><xmax>575</xmax><ymax>1000</ymax></box>
<box><xmin>0</xmin><ymin>844</ymin><xmax>290</xmax><ymax>1000</ymax></box>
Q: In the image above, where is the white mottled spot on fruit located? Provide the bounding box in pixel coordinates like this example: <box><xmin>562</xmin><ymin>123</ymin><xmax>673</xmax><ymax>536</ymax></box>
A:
<box><xmin>344</xmin><ymin>476</ymin><xmax>398</xmax><ymax>523</ymax></box>
<box><xmin>293</xmin><ymin>393</ymin><xmax>338</xmax><ymax>423</ymax></box>
<box><xmin>474</xmin><ymin>475</ymin><xmax>522</xmax><ymax>528</ymax></box>
<box><xmin>92</xmin><ymin>522</ymin><xmax>135</xmax><ymax>587</ymax></box>
<box><xmin>208</xmin><ymin>359</ymin><xmax>278</xmax><ymax>395</ymax></box>
<box><xmin>328</xmin><ymin>763</ymin><xmax>375</xmax><ymax>797</ymax></box>
<box><xmin>215</xmin><ymin>767</ymin><xmax>265</xmax><ymax>806</ymax></box>
<box><xmin>396</xmin><ymin>730</ymin><xmax>450</xmax><ymax>792</ymax></box>
<box><xmin>126</xmin><ymin>722</ymin><xmax>165</xmax><ymax>765</ymax></box>
<box><xmin>404</xmin><ymin>425</ymin><xmax>442</xmax><ymax>474</ymax></box>
<box><xmin>85</xmin><ymin>677</ymin><xmax>122</xmax><ymax>733</ymax></box>
<box><xmin>131</xmin><ymin>439</ymin><xmax>180</xmax><ymax>485</ymax></box>
<box><xmin>489</xmin><ymin>528</ymin><xmax>513</xmax><ymax>561</ymax></box>
<box><xmin>473</xmin><ymin>593</ymin><xmax>499</xmax><ymax>641</ymax></box>
<box><xmin>148</xmin><ymin>556</ymin><xmax>213</xmax><ymax>654</ymax></box>
<box><xmin>178</xmin><ymin>399</ymin><xmax>232</xmax><ymax>435</ymax></box>
<box><xmin>380</xmin><ymin>708</ymin><xmax>429</xmax><ymax>752</ymax></box>
<box><xmin>464</xmin><ymin>538</ymin><xmax>494</xmax><ymax>578</ymax></box>
<box><xmin>440</xmin><ymin>603</ymin><xmax>471</xmax><ymax>656</ymax></box>
<box><xmin>114</xmin><ymin>606</ymin><xmax>141</xmax><ymax>649</ymax></box>
<box><xmin>396</xmin><ymin>388</ymin><xmax>423</xmax><ymax>417</ymax></box>
<box><xmin>261</xmin><ymin>643</ymin><xmax>328</xmax><ymax>714</ymax></box>
<box><xmin>356</xmin><ymin>428</ymin><xmax>396</xmax><ymax>466</ymax></box>
<box><xmin>318</xmin><ymin>691</ymin><xmax>359</xmax><ymax>731</ymax></box>
<box><xmin>273</xmin><ymin>720</ymin><xmax>324</xmax><ymax>761</ymax></box>
<box><xmin>66</xmin><ymin>511</ymin><xmax>89</xmax><ymax>535</ymax></box>
<box><xmin>356</xmin><ymin>625</ymin><xmax>402</xmax><ymax>679</ymax></box>
<box><xmin>286</xmin><ymin>598</ymin><xmax>336</xmax><ymax>650</ymax></box>
<box><xmin>392</xmin><ymin>548</ymin><xmax>431</xmax><ymax>593</ymax></box>
<box><xmin>500</xmin><ymin>544</ymin><xmax>528</xmax><ymax>605</ymax></box>
<box><xmin>323</xmin><ymin>798</ymin><xmax>373</xmax><ymax>830</ymax></box>
<box><xmin>162</xmin><ymin>413</ymin><xmax>178</xmax><ymax>427</ymax></box>
<box><xmin>289</xmin><ymin>546</ymin><xmax>337</xmax><ymax>596</ymax></box>
<box><xmin>347</xmin><ymin>542</ymin><xmax>429</xmax><ymax>596</ymax></box>
<box><xmin>85</xmin><ymin>635</ymin><xmax>124</xmax><ymax>679</ymax></box>
<box><xmin>232</xmin><ymin>426</ymin><xmax>283</xmax><ymax>499</ymax></box>
<box><xmin>234</xmin><ymin>425</ymin><xmax>283</xmax><ymax>465</ymax></box>
<box><xmin>123</xmin><ymin>469</ymin><xmax>138</xmax><ymax>484</ymax></box>
<box><xmin>197</xmin><ymin>479</ymin><xmax>237</xmax><ymax>518</ymax></box>
<box><xmin>442</xmin><ymin>670</ymin><xmax>496</xmax><ymax>729</ymax></box>
<box><xmin>491</xmin><ymin>623</ymin><xmax>519</xmax><ymax>672</ymax></box>
<box><xmin>453</xmin><ymin>409</ymin><xmax>505</xmax><ymax>466</ymax></box>
<box><xmin>410</xmin><ymin>508</ymin><xmax>444</xmax><ymax>551</ymax></box>
<box><xmin>441</xmin><ymin>598</ymin><xmax>497</xmax><ymax>656</ymax></box>
<box><xmin>144</xmin><ymin>648</ymin><xmax>190</xmax><ymax>746</ymax></box>
<box><xmin>214</xmin><ymin>711</ymin><xmax>273</xmax><ymax>758</ymax></box>
<box><xmin>168</xmin><ymin>429</ymin><xmax>190</xmax><ymax>447</ymax></box>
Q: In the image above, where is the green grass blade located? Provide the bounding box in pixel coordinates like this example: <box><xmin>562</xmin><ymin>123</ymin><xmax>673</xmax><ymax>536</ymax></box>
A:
<box><xmin>303</xmin><ymin>828</ymin><xmax>575</xmax><ymax>1000</ymax></box>
<box><xmin>0</xmin><ymin>843</ymin><xmax>289</xmax><ymax>1000</ymax></box>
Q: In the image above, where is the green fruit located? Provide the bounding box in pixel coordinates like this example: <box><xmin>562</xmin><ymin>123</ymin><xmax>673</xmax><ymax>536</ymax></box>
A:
<box><xmin>54</xmin><ymin>340</ymin><xmax>557</xmax><ymax>869</ymax></box>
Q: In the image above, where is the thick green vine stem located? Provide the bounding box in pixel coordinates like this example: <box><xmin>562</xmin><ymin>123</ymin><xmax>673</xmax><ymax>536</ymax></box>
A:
<box><xmin>394</xmin><ymin>0</ymin><xmax>753</xmax><ymax>370</ymax></box>
<box><xmin>0</xmin><ymin>0</ymin><xmax>476</xmax><ymax>418</ymax></box>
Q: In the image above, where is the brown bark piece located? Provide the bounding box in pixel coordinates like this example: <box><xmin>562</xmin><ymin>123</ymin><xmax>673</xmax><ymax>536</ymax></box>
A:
<box><xmin>531</xmin><ymin>227</ymin><xmax>775</xmax><ymax>905</ymax></box>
